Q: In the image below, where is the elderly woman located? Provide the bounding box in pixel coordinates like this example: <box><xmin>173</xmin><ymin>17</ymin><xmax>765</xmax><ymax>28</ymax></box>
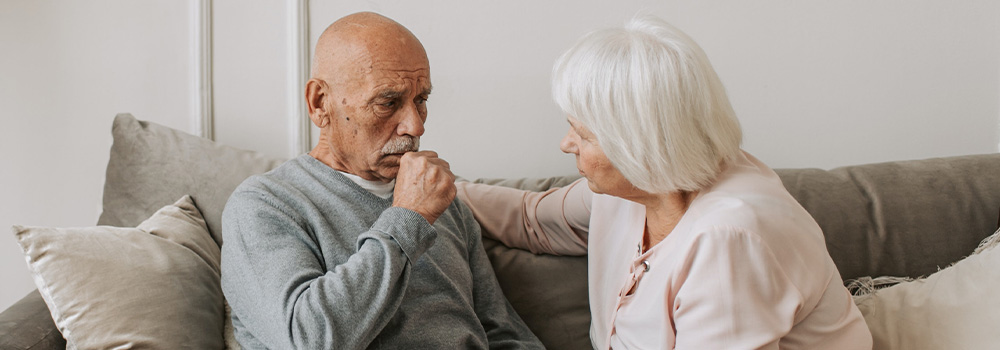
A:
<box><xmin>456</xmin><ymin>16</ymin><xmax>872</xmax><ymax>349</ymax></box>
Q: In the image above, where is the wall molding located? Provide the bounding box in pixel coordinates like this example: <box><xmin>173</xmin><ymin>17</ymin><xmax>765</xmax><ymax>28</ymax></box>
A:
<box><xmin>288</xmin><ymin>0</ymin><xmax>311</xmax><ymax>157</ymax></box>
<box><xmin>190</xmin><ymin>0</ymin><xmax>214</xmax><ymax>140</ymax></box>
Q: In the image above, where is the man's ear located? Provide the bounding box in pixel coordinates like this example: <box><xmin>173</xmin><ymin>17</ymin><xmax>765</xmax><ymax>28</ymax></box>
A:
<box><xmin>306</xmin><ymin>78</ymin><xmax>331</xmax><ymax>127</ymax></box>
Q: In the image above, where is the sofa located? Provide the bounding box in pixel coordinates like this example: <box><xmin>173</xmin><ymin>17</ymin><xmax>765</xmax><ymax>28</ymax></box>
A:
<box><xmin>2</xmin><ymin>114</ymin><xmax>999</xmax><ymax>349</ymax></box>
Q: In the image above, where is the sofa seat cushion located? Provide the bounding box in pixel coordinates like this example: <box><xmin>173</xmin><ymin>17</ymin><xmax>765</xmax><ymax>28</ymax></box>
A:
<box><xmin>0</xmin><ymin>290</ymin><xmax>65</xmax><ymax>350</ymax></box>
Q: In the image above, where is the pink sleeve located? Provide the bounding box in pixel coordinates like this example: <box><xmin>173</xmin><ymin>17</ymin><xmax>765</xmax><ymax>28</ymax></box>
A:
<box><xmin>672</xmin><ymin>229</ymin><xmax>803</xmax><ymax>350</ymax></box>
<box><xmin>455</xmin><ymin>178</ymin><xmax>592</xmax><ymax>256</ymax></box>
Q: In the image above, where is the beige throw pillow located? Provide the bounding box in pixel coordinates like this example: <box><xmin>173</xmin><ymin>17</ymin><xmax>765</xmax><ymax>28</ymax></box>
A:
<box><xmin>98</xmin><ymin>113</ymin><xmax>285</xmax><ymax>246</ymax></box>
<box><xmin>13</xmin><ymin>195</ymin><xmax>224</xmax><ymax>349</ymax></box>
<box><xmin>852</xmin><ymin>227</ymin><xmax>1000</xmax><ymax>350</ymax></box>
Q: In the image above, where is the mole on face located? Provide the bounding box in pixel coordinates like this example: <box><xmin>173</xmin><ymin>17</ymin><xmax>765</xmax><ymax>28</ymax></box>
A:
<box><xmin>342</xmin><ymin>98</ymin><xmax>347</xmax><ymax>105</ymax></box>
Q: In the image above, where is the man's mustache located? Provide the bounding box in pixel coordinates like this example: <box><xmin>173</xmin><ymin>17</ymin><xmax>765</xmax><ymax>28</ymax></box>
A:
<box><xmin>381</xmin><ymin>136</ymin><xmax>420</xmax><ymax>155</ymax></box>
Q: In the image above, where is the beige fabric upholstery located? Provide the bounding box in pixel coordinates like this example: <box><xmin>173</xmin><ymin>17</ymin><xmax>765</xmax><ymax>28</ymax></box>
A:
<box><xmin>13</xmin><ymin>196</ymin><xmax>224</xmax><ymax>349</ymax></box>
<box><xmin>97</xmin><ymin>114</ymin><xmax>285</xmax><ymax>245</ymax></box>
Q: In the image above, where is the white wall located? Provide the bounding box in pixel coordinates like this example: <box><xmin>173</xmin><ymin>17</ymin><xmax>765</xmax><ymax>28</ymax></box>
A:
<box><xmin>1</xmin><ymin>0</ymin><xmax>998</xmax><ymax>312</ymax></box>
<box><xmin>213</xmin><ymin>0</ymin><xmax>290</xmax><ymax>160</ymax></box>
<box><xmin>0</xmin><ymin>0</ymin><xmax>193</xmax><ymax>312</ymax></box>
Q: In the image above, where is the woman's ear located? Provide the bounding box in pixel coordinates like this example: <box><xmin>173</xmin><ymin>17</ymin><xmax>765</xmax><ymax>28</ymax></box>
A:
<box><xmin>306</xmin><ymin>78</ymin><xmax>331</xmax><ymax>127</ymax></box>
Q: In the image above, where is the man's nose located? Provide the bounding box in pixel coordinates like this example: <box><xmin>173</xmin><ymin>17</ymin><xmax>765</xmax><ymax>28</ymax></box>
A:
<box><xmin>397</xmin><ymin>103</ymin><xmax>425</xmax><ymax>137</ymax></box>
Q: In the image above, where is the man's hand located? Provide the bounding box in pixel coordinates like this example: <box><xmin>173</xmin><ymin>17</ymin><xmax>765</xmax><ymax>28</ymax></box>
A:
<box><xmin>393</xmin><ymin>151</ymin><xmax>456</xmax><ymax>224</ymax></box>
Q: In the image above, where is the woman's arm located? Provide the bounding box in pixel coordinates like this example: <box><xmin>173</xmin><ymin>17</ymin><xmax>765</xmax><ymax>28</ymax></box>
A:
<box><xmin>455</xmin><ymin>178</ymin><xmax>592</xmax><ymax>256</ymax></box>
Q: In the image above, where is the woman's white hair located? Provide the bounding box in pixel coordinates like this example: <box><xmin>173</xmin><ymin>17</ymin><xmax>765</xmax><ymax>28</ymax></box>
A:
<box><xmin>552</xmin><ymin>15</ymin><xmax>743</xmax><ymax>193</ymax></box>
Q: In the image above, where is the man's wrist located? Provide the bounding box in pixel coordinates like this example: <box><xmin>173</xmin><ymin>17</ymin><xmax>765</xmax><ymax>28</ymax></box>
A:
<box><xmin>371</xmin><ymin>207</ymin><xmax>438</xmax><ymax>261</ymax></box>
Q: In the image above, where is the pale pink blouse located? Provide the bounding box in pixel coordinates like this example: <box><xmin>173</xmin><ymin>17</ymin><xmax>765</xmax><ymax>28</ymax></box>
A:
<box><xmin>456</xmin><ymin>151</ymin><xmax>872</xmax><ymax>349</ymax></box>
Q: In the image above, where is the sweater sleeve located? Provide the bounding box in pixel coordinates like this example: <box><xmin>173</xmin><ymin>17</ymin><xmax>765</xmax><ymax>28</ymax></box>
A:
<box><xmin>455</xmin><ymin>178</ymin><xmax>592</xmax><ymax>256</ymax></box>
<box><xmin>456</xmin><ymin>200</ymin><xmax>545</xmax><ymax>349</ymax></box>
<box><xmin>220</xmin><ymin>188</ymin><xmax>436</xmax><ymax>350</ymax></box>
<box><xmin>671</xmin><ymin>228</ymin><xmax>804</xmax><ymax>350</ymax></box>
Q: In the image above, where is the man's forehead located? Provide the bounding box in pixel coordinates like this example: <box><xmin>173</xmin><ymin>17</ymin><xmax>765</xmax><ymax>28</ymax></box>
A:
<box><xmin>339</xmin><ymin>35</ymin><xmax>429</xmax><ymax>72</ymax></box>
<box><xmin>363</xmin><ymin>57</ymin><xmax>430</xmax><ymax>73</ymax></box>
<box><xmin>332</xmin><ymin>47</ymin><xmax>430</xmax><ymax>90</ymax></box>
<box><xmin>366</xmin><ymin>74</ymin><xmax>432</xmax><ymax>98</ymax></box>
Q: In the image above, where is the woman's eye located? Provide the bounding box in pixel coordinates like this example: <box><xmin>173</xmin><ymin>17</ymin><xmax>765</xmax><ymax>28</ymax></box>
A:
<box><xmin>416</xmin><ymin>98</ymin><xmax>427</xmax><ymax>105</ymax></box>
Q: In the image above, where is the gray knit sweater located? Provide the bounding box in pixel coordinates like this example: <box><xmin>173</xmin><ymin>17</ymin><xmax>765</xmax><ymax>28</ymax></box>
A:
<box><xmin>221</xmin><ymin>155</ymin><xmax>543</xmax><ymax>349</ymax></box>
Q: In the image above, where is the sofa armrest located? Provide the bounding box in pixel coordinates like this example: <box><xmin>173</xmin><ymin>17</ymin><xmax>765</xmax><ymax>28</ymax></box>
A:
<box><xmin>0</xmin><ymin>290</ymin><xmax>65</xmax><ymax>350</ymax></box>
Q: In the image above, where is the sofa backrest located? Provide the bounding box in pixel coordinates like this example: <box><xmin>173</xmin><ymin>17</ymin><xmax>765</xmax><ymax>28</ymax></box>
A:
<box><xmin>776</xmin><ymin>154</ymin><xmax>1000</xmax><ymax>280</ymax></box>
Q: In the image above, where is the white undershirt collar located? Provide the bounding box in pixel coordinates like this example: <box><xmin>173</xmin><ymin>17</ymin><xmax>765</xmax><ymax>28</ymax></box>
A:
<box><xmin>337</xmin><ymin>171</ymin><xmax>395</xmax><ymax>199</ymax></box>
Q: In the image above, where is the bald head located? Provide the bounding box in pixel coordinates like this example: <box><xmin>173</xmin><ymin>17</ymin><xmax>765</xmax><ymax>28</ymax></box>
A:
<box><xmin>311</xmin><ymin>12</ymin><xmax>428</xmax><ymax>82</ymax></box>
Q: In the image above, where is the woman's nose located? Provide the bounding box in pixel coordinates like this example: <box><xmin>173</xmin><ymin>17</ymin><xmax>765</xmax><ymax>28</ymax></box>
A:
<box><xmin>559</xmin><ymin>130</ymin><xmax>578</xmax><ymax>154</ymax></box>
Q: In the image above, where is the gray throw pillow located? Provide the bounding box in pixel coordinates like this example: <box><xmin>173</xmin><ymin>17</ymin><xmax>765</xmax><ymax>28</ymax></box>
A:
<box><xmin>14</xmin><ymin>196</ymin><xmax>223</xmax><ymax>349</ymax></box>
<box><xmin>97</xmin><ymin>114</ymin><xmax>285</xmax><ymax>245</ymax></box>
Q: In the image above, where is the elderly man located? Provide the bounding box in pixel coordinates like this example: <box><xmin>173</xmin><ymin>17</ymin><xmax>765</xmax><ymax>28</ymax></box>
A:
<box><xmin>220</xmin><ymin>12</ymin><xmax>543</xmax><ymax>349</ymax></box>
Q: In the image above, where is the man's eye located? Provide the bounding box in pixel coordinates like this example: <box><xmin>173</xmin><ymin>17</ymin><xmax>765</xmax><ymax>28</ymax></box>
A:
<box><xmin>381</xmin><ymin>101</ymin><xmax>396</xmax><ymax>108</ymax></box>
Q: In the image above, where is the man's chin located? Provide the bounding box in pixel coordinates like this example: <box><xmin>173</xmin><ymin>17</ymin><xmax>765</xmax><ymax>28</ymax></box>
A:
<box><xmin>375</xmin><ymin>166</ymin><xmax>400</xmax><ymax>182</ymax></box>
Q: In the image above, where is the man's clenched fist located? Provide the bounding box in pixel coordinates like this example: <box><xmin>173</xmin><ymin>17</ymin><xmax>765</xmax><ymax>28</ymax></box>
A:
<box><xmin>393</xmin><ymin>151</ymin><xmax>456</xmax><ymax>224</ymax></box>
